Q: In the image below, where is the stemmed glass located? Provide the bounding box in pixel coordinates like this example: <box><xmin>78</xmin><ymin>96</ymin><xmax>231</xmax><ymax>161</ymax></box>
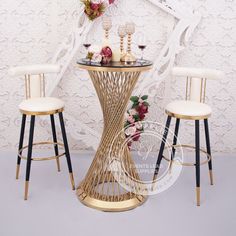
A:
<box><xmin>137</xmin><ymin>35</ymin><xmax>147</xmax><ymax>63</ymax></box>
<box><xmin>83</xmin><ymin>41</ymin><xmax>91</xmax><ymax>62</ymax></box>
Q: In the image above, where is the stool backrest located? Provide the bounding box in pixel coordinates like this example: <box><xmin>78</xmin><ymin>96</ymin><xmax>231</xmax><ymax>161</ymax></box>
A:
<box><xmin>172</xmin><ymin>67</ymin><xmax>224</xmax><ymax>103</ymax></box>
<box><xmin>8</xmin><ymin>64</ymin><xmax>60</xmax><ymax>99</ymax></box>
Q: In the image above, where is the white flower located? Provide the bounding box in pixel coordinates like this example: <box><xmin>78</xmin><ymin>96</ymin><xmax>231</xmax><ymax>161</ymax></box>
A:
<box><xmin>91</xmin><ymin>53</ymin><xmax>102</xmax><ymax>63</ymax></box>
<box><xmin>125</xmin><ymin>126</ymin><xmax>136</xmax><ymax>136</ymax></box>
<box><xmin>129</xmin><ymin>109</ymin><xmax>138</xmax><ymax>116</ymax></box>
<box><xmin>135</xmin><ymin>121</ymin><xmax>143</xmax><ymax>130</ymax></box>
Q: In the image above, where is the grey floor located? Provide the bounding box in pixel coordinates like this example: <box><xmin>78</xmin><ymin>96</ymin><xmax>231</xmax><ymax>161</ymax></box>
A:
<box><xmin>0</xmin><ymin>150</ymin><xmax>235</xmax><ymax>236</ymax></box>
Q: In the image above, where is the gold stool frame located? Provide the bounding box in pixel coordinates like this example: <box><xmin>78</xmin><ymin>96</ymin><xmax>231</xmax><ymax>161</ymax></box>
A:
<box><xmin>77</xmin><ymin>63</ymin><xmax>152</xmax><ymax>212</ymax></box>
<box><xmin>163</xmin><ymin>144</ymin><xmax>212</xmax><ymax>167</ymax></box>
<box><xmin>18</xmin><ymin>141</ymin><xmax>65</xmax><ymax>161</ymax></box>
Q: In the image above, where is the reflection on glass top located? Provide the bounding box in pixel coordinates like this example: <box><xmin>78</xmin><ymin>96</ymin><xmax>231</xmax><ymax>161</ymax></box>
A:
<box><xmin>77</xmin><ymin>59</ymin><xmax>153</xmax><ymax>68</ymax></box>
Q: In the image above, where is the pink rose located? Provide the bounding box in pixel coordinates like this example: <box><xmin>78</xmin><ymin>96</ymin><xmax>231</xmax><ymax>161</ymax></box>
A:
<box><xmin>101</xmin><ymin>46</ymin><xmax>112</xmax><ymax>64</ymax></box>
<box><xmin>132</xmin><ymin>132</ymin><xmax>141</xmax><ymax>142</ymax></box>
<box><xmin>109</xmin><ymin>0</ymin><xmax>115</xmax><ymax>4</ymax></box>
<box><xmin>90</xmin><ymin>3</ymin><xmax>100</xmax><ymax>11</ymax></box>
<box><xmin>101</xmin><ymin>46</ymin><xmax>112</xmax><ymax>57</ymax></box>
<box><xmin>137</xmin><ymin>103</ymin><xmax>148</xmax><ymax>115</ymax></box>
<box><xmin>127</xmin><ymin>115</ymin><xmax>135</xmax><ymax>124</ymax></box>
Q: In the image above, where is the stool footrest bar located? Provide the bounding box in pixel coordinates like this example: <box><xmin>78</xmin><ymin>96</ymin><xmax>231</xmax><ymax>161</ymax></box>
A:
<box><xmin>162</xmin><ymin>144</ymin><xmax>212</xmax><ymax>167</ymax></box>
<box><xmin>18</xmin><ymin>141</ymin><xmax>65</xmax><ymax>161</ymax></box>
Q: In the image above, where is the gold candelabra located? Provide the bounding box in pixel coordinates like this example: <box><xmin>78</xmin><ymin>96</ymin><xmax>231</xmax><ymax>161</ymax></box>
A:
<box><xmin>121</xmin><ymin>22</ymin><xmax>136</xmax><ymax>63</ymax></box>
<box><xmin>102</xmin><ymin>16</ymin><xmax>112</xmax><ymax>42</ymax></box>
<box><xmin>118</xmin><ymin>25</ymin><xmax>127</xmax><ymax>58</ymax></box>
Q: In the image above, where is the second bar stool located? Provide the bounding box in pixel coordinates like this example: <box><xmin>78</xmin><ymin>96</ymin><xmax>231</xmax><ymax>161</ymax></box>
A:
<box><xmin>9</xmin><ymin>64</ymin><xmax>75</xmax><ymax>200</ymax></box>
<box><xmin>153</xmin><ymin>67</ymin><xmax>224</xmax><ymax>206</ymax></box>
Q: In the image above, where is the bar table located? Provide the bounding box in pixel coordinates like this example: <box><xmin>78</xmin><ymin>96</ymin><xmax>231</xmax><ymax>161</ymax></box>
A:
<box><xmin>77</xmin><ymin>60</ymin><xmax>152</xmax><ymax>212</ymax></box>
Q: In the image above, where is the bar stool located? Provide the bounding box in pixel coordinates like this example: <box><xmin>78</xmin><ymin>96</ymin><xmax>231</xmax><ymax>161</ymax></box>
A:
<box><xmin>9</xmin><ymin>64</ymin><xmax>75</xmax><ymax>200</ymax></box>
<box><xmin>153</xmin><ymin>67</ymin><xmax>224</xmax><ymax>206</ymax></box>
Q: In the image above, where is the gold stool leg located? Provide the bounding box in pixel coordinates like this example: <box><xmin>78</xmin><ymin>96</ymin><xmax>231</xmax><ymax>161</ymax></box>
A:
<box><xmin>151</xmin><ymin>174</ymin><xmax>158</xmax><ymax>191</ymax></box>
<box><xmin>56</xmin><ymin>158</ymin><xmax>61</xmax><ymax>172</ymax></box>
<box><xmin>196</xmin><ymin>187</ymin><xmax>200</xmax><ymax>206</ymax></box>
<box><xmin>24</xmin><ymin>181</ymin><xmax>29</xmax><ymax>200</ymax></box>
<box><xmin>209</xmin><ymin>170</ymin><xmax>214</xmax><ymax>185</ymax></box>
<box><xmin>16</xmin><ymin>164</ymin><xmax>20</xmax><ymax>180</ymax></box>
<box><xmin>69</xmin><ymin>173</ymin><xmax>75</xmax><ymax>190</ymax></box>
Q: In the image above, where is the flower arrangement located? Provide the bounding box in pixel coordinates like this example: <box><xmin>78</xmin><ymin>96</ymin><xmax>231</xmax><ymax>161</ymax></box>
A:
<box><xmin>81</xmin><ymin>0</ymin><xmax>115</xmax><ymax>21</ymax></box>
<box><xmin>87</xmin><ymin>45</ymin><xmax>113</xmax><ymax>64</ymax></box>
<box><xmin>124</xmin><ymin>95</ymin><xmax>149</xmax><ymax>148</ymax></box>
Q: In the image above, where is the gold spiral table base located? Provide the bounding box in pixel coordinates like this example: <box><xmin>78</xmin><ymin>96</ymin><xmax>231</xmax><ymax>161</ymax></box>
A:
<box><xmin>77</xmin><ymin>63</ymin><xmax>152</xmax><ymax>212</ymax></box>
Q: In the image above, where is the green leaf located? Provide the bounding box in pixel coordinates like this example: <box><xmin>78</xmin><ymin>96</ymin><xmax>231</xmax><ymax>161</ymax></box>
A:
<box><xmin>141</xmin><ymin>95</ymin><xmax>148</xmax><ymax>100</ymax></box>
<box><xmin>130</xmin><ymin>96</ymin><xmax>139</xmax><ymax>103</ymax></box>
<box><xmin>133</xmin><ymin>115</ymin><xmax>140</xmax><ymax>121</ymax></box>
<box><xmin>143</xmin><ymin>101</ymin><xmax>150</xmax><ymax>107</ymax></box>
<box><xmin>131</xmin><ymin>104</ymin><xmax>139</xmax><ymax>109</ymax></box>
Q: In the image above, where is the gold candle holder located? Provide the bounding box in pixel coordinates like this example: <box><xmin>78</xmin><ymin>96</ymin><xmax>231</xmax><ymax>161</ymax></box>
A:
<box><xmin>121</xmin><ymin>22</ymin><xmax>136</xmax><ymax>63</ymax></box>
<box><xmin>102</xmin><ymin>16</ymin><xmax>112</xmax><ymax>45</ymax></box>
<box><xmin>118</xmin><ymin>25</ymin><xmax>127</xmax><ymax>58</ymax></box>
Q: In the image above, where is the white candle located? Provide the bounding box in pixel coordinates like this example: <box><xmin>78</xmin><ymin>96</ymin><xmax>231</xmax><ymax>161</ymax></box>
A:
<box><xmin>112</xmin><ymin>48</ymin><xmax>121</xmax><ymax>62</ymax></box>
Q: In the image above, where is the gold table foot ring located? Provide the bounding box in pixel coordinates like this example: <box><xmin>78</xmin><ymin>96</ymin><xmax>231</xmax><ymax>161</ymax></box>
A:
<box><xmin>18</xmin><ymin>141</ymin><xmax>65</xmax><ymax>161</ymax></box>
<box><xmin>163</xmin><ymin>144</ymin><xmax>212</xmax><ymax>167</ymax></box>
<box><xmin>77</xmin><ymin>187</ymin><xmax>147</xmax><ymax>212</ymax></box>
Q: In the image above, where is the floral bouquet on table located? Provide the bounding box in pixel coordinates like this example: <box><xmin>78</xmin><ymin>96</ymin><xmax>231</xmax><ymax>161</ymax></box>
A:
<box><xmin>124</xmin><ymin>95</ymin><xmax>150</xmax><ymax>148</ymax></box>
<box><xmin>87</xmin><ymin>45</ymin><xmax>113</xmax><ymax>64</ymax></box>
<box><xmin>81</xmin><ymin>0</ymin><xmax>116</xmax><ymax>21</ymax></box>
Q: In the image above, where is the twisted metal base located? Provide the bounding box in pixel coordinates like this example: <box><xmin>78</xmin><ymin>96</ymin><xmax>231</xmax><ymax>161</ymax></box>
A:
<box><xmin>77</xmin><ymin>69</ymin><xmax>148</xmax><ymax>212</ymax></box>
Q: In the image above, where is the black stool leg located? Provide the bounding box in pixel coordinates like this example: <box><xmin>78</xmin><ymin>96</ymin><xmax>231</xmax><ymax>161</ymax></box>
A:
<box><xmin>195</xmin><ymin>120</ymin><xmax>200</xmax><ymax>206</ymax></box>
<box><xmin>170</xmin><ymin>118</ymin><xmax>180</xmax><ymax>169</ymax></box>
<box><xmin>24</xmin><ymin>115</ymin><xmax>35</xmax><ymax>200</ymax></box>
<box><xmin>16</xmin><ymin>114</ymin><xmax>27</xmax><ymax>179</ymax></box>
<box><xmin>153</xmin><ymin>116</ymin><xmax>172</xmax><ymax>183</ymax></box>
<box><xmin>58</xmin><ymin>112</ymin><xmax>75</xmax><ymax>190</ymax></box>
<box><xmin>204</xmin><ymin>119</ymin><xmax>213</xmax><ymax>185</ymax></box>
<box><xmin>50</xmin><ymin>114</ymin><xmax>61</xmax><ymax>172</ymax></box>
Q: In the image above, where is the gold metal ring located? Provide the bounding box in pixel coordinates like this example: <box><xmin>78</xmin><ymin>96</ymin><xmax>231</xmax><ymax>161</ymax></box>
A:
<box><xmin>19</xmin><ymin>108</ymin><xmax>64</xmax><ymax>116</ymax></box>
<box><xmin>162</xmin><ymin>144</ymin><xmax>211</xmax><ymax>167</ymax></box>
<box><xmin>77</xmin><ymin>184</ymin><xmax>147</xmax><ymax>212</ymax></box>
<box><xmin>18</xmin><ymin>141</ymin><xmax>65</xmax><ymax>161</ymax></box>
<box><xmin>165</xmin><ymin>110</ymin><xmax>211</xmax><ymax>120</ymax></box>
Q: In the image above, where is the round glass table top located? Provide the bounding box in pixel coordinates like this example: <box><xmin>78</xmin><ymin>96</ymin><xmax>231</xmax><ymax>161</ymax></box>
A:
<box><xmin>77</xmin><ymin>59</ymin><xmax>153</xmax><ymax>72</ymax></box>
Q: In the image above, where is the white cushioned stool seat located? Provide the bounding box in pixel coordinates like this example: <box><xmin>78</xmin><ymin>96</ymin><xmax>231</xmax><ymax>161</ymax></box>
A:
<box><xmin>165</xmin><ymin>100</ymin><xmax>212</xmax><ymax>120</ymax></box>
<box><xmin>19</xmin><ymin>97</ymin><xmax>64</xmax><ymax>114</ymax></box>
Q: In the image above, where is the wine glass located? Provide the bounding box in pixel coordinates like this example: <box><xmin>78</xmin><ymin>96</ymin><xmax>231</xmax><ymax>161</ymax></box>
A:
<box><xmin>137</xmin><ymin>35</ymin><xmax>147</xmax><ymax>63</ymax></box>
<box><xmin>83</xmin><ymin>41</ymin><xmax>91</xmax><ymax>62</ymax></box>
